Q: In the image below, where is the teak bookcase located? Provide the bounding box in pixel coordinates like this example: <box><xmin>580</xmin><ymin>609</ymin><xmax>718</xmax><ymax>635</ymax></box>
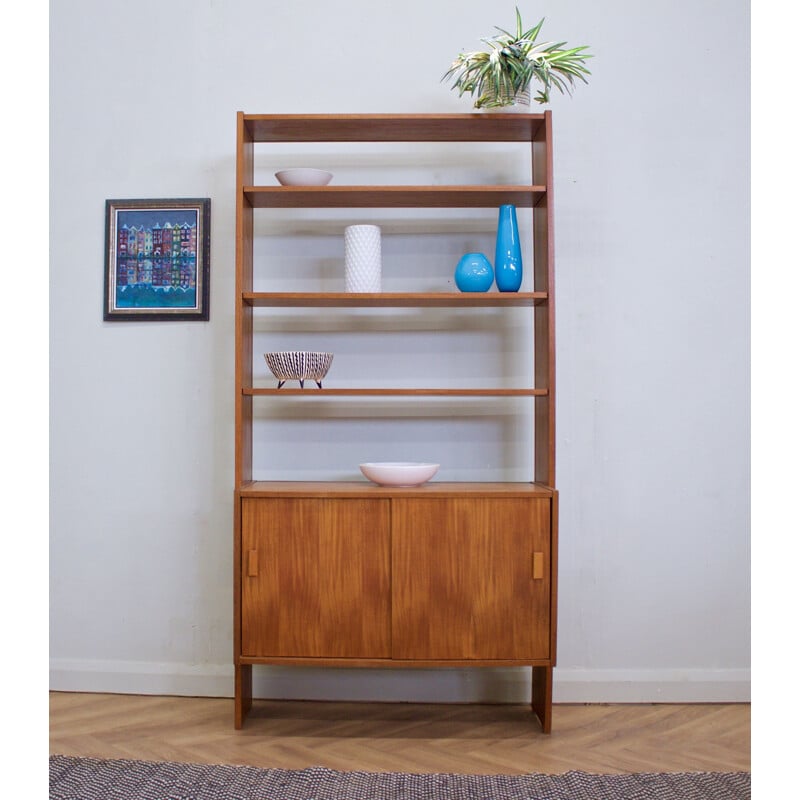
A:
<box><xmin>234</xmin><ymin>113</ymin><xmax>558</xmax><ymax>732</ymax></box>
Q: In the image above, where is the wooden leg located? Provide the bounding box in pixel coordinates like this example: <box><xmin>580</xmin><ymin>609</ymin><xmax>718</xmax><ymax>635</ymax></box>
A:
<box><xmin>531</xmin><ymin>665</ymin><xmax>553</xmax><ymax>734</ymax></box>
<box><xmin>234</xmin><ymin>664</ymin><xmax>253</xmax><ymax>729</ymax></box>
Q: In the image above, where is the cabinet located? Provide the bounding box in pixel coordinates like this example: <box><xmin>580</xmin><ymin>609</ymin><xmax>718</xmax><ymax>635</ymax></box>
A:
<box><xmin>234</xmin><ymin>113</ymin><xmax>558</xmax><ymax>732</ymax></box>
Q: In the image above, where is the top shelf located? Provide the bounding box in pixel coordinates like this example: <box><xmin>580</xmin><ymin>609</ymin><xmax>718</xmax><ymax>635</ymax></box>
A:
<box><xmin>241</xmin><ymin>113</ymin><xmax>548</xmax><ymax>143</ymax></box>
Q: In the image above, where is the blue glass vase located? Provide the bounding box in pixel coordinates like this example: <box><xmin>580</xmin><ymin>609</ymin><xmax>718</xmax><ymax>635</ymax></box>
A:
<box><xmin>454</xmin><ymin>252</ymin><xmax>494</xmax><ymax>292</ymax></box>
<box><xmin>494</xmin><ymin>204</ymin><xmax>522</xmax><ymax>292</ymax></box>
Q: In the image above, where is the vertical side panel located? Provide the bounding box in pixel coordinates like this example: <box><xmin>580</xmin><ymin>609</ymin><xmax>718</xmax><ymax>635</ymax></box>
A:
<box><xmin>549</xmin><ymin>490</ymin><xmax>559</xmax><ymax>663</ymax></box>
<box><xmin>234</xmin><ymin>113</ymin><xmax>254</xmax><ymax>728</ymax></box>
<box><xmin>531</xmin><ymin>665</ymin><xmax>553</xmax><ymax>733</ymax></box>
<box><xmin>233</xmin><ymin>491</ymin><xmax>252</xmax><ymax>728</ymax></box>
<box><xmin>234</xmin><ymin>663</ymin><xmax>252</xmax><ymax>729</ymax></box>
<box><xmin>531</xmin><ymin>110</ymin><xmax>556</xmax><ymax>739</ymax></box>
<box><xmin>233</xmin><ymin>491</ymin><xmax>243</xmax><ymax>661</ymax></box>
<box><xmin>235</xmin><ymin>112</ymin><xmax>254</xmax><ymax>487</ymax></box>
<box><xmin>533</xmin><ymin>111</ymin><xmax>555</xmax><ymax>487</ymax></box>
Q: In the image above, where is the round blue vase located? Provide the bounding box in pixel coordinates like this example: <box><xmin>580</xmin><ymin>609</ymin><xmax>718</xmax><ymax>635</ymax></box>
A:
<box><xmin>494</xmin><ymin>204</ymin><xmax>523</xmax><ymax>292</ymax></box>
<box><xmin>454</xmin><ymin>252</ymin><xmax>494</xmax><ymax>292</ymax></box>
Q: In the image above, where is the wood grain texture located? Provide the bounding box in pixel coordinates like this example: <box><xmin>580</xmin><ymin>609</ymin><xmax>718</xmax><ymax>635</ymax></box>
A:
<box><xmin>50</xmin><ymin>693</ymin><xmax>751</xmax><ymax>776</ymax></box>
<box><xmin>242</xmin><ymin>113</ymin><xmax>547</xmax><ymax>143</ymax></box>
<box><xmin>241</xmin><ymin>498</ymin><xmax>391</xmax><ymax>658</ymax></box>
<box><xmin>392</xmin><ymin>498</ymin><xmax>551</xmax><ymax>661</ymax></box>
<box><xmin>243</xmin><ymin>292</ymin><xmax>549</xmax><ymax>307</ymax></box>
<box><xmin>234</xmin><ymin>111</ymin><xmax>254</xmax><ymax>488</ymax></box>
<box><xmin>245</xmin><ymin>185</ymin><xmax>545</xmax><ymax>209</ymax></box>
<box><xmin>239</xmin><ymin>482</ymin><xmax>555</xmax><ymax>498</ymax></box>
<box><xmin>533</xmin><ymin>111</ymin><xmax>555</xmax><ymax>487</ymax></box>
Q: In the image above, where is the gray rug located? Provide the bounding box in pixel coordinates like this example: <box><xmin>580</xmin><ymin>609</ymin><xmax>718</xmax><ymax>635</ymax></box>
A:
<box><xmin>49</xmin><ymin>755</ymin><xmax>750</xmax><ymax>800</ymax></box>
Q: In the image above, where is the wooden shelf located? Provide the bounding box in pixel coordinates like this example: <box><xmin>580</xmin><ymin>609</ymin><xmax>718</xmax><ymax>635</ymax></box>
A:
<box><xmin>244</xmin><ymin>387</ymin><xmax>547</xmax><ymax>397</ymax></box>
<box><xmin>244</xmin><ymin>185</ymin><xmax>546</xmax><ymax>209</ymax></box>
<box><xmin>243</xmin><ymin>291</ymin><xmax>548</xmax><ymax>307</ymax></box>
<box><xmin>239</xmin><ymin>481</ymin><xmax>555</xmax><ymax>498</ymax></box>
<box><xmin>243</xmin><ymin>113</ymin><xmax>547</xmax><ymax>143</ymax></box>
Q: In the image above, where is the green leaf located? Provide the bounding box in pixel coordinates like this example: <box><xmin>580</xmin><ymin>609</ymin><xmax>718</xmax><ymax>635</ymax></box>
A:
<box><xmin>521</xmin><ymin>18</ymin><xmax>546</xmax><ymax>43</ymax></box>
<box><xmin>443</xmin><ymin>8</ymin><xmax>592</xmax><ymax>104</ymax></box>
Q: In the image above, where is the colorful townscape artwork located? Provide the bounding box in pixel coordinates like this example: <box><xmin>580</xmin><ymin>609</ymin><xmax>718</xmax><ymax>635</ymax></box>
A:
<box><xmin>104</xmin><ymin>198</ymin><xmax>210</xmax><ymax>321</ymax></box>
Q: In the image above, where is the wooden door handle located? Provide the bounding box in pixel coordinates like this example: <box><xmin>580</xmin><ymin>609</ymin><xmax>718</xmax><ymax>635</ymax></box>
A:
<box><xmin>532</xmin><ymin>551</ymin><xmax>545</xmax><ymax>580</ymax></box>
<box><xmin>247</xmin><ymin>549</ymin><xmax>258</xmax><ymax>577</ymax></box>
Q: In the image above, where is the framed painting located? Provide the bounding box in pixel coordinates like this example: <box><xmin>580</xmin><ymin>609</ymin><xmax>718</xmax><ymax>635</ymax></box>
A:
<box><xmin>104</xmin><ymin>198</ymin><xmax>211</xmax><ymax>321</ymax></box>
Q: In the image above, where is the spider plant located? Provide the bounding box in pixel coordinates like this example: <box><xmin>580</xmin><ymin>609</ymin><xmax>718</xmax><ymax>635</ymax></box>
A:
<box><xmin>442</xmin><ymin>8</ymin><xmax>593</xmax><ymax>108</ymax></box>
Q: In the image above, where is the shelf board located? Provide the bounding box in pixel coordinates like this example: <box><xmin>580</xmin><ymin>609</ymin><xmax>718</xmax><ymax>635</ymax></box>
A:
<box><xmin>243</xmin><ymin>388</ymin><xmax>547</xmax><ymax>397</ymax></box>
<box><xmin>238</xmin><ymin>480</ymin><xmax>555</xmax><ymax>497</ymax></box>
<box><xmin>243</xmin><ymin>291</ymin><xmax>547</xmax><ymax>307</ymax></box>
<box><xmin>243</xmin><ymin>113</ymin><xmax>546</xmax><ymax>143</ymax></box>
<box><xmin>244</xmin><ymin>185</ymin><xmax>546</xmax><ymax>209</ymax></box>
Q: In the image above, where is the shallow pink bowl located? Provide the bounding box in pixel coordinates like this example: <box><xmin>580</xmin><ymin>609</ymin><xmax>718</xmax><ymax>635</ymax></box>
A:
<box><xmin>359</xmin><ymin>462</ymin><xmax>440</xmax><ymax>487</ymax></box>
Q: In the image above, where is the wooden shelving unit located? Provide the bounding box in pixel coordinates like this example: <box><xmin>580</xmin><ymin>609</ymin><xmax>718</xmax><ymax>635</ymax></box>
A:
<box><xmin>234</xmin><ymin>113</ymin><xmax>558</xmax><ymax>732</ymax></box>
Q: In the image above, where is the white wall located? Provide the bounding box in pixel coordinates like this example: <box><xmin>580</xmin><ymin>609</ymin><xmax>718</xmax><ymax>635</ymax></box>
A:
<box><xmin>49</xmin><ymin>0</ymin><xmax>750</xmax><ymax>703</ymax></box>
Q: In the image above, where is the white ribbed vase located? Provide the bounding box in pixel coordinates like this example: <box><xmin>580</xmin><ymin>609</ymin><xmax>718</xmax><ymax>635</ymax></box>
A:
<box><xmin>344</xmin><ymin>224</ymin><xmax>382</xmax><ymax>292</ymax></box>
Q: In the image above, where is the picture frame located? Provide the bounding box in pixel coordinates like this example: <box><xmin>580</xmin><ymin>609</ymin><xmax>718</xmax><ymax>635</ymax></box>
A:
<box><xmin>104</xmin><ymin>198</ymin><xmax>211</xmax><ymax>321</ymax></box>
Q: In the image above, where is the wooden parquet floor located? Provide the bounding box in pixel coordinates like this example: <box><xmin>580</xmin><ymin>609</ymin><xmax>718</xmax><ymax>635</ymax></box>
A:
<box><xmin>49</xmin><ymin>692</ymin><xmax>750</xmax><ymax>775</ymax></box>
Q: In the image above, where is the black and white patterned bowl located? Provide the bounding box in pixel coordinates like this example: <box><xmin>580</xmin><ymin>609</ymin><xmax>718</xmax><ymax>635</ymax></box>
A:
<box><xmin>264</xmin><ymin>351</ymin><xmax>333</xmax><ymax>389</ymax></box>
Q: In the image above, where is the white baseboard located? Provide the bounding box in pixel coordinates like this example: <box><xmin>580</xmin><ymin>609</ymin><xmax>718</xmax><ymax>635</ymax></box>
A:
<box><xmin>50</xmin><ymin>659</ymin><xmax>750</xmax><ymax>703</ymax></box>
<box><xmin>552</xmin><ymin>667</ymin><xmax>751</xmax><ymax>703</ymax></box>
<box><xmin>49</xmin><ymin>659</ymin><xmax>233</xmax><ymax>699</ymax></box>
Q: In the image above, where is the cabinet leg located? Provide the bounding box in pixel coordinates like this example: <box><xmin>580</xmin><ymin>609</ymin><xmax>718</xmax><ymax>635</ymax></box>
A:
<box><xmin>234</xmin><ymin>664</ymin><xmax>253</xmax><ymax>729</ymax></box>
<box><xmin>531</xmin><ymin>666</ymin><xmax>553</xmax><ymax>734</ymax></box>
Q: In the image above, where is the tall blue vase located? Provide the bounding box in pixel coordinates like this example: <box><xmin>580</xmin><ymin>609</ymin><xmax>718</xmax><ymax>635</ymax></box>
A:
<box><xmin>494</xmin><ymin>204</ymin><xmax>523</xmax><ymax>292</ymax></box>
